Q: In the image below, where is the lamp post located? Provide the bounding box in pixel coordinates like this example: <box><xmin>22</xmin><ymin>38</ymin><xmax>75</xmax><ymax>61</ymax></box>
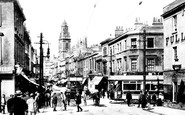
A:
<box><xmin>0</xmin><ymin>32</ymin><xmax>4</xmax><ymax>108</ymax></box>
<box><xmin>172</xmin><ymin>58</ymin><xmax>181</xmax><ymax>102</ymax></box>
<box><xmin>143</xmin><ymin>29</ymin><xmax>146</xmax><ymax>93</ymax></box>
<box><xmin>36</xmin><ymin>33</ymin><xmax>50</xmax><ymax>93</ymax></box>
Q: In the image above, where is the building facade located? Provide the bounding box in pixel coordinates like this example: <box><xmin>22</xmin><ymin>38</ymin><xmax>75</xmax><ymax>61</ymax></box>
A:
<box><xmin>0</xmin><ymin>0</ymin><xmax>38</xmax><ymax>99</ymax></box>
<box><xmin>102</xmin><ymin>18</ymin><xmax>164</xmax><ymax>99</ymax></box>
<box><xmin>162</xmin><ymin>0</ymin><xmax>185</xmax><ymax>102</ymax></box>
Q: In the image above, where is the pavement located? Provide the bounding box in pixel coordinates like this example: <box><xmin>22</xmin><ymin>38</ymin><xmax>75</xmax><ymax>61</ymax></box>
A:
<box><xmin>1</xmin><ymin>98</ymin><xmax>185</xmax><ymax>115</ymax></box>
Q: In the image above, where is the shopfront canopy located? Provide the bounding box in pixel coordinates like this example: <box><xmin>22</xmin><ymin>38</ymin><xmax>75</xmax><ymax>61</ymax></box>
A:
<box><xmin>21</xmin><ymin>73</ymin><xmax>39</xmax><ymax>86</ymax></box>
<box><xmin>92</xmin><ymin>76</ymin><xmax>103</xmax><ymax>85</ymax></box>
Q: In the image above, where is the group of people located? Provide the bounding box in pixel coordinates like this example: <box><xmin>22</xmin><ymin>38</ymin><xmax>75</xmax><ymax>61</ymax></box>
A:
<box><xmin>5</xmin><ymin>90</ymin><xmax>41</xmax><ymax>115</ymax></box>
<box><xmin>51</xmin><ymin>90</ymin><xmax>83</xmax><ymax>112</ymax></box>
<box><xmin>126</xmin><ymin>90</ymin><xmax>163</xmax><ymax>109</ymax></box>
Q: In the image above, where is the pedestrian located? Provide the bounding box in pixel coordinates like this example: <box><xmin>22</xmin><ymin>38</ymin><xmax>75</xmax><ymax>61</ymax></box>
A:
<box><xmin>52</xmin><ymin>93</ymin><xmax>58</xmax><ymax>111</ymax></box>
<box><xmin>7</xmin><ymin>90</ymin><xmax>28</xmax><ymax>115</ymax></box>
<box><xmin>65</xmin><ymin>90</ymin><xmax>70</xmax><ymax>106</ymax></box>
<box><xmin>75</xmin><ymin>92</ymin><xmax>82</xmax><ymax>112</ymax></box>
<box><xmin>151</xmin><ymin>93</ymin><xmax>157</xmax><ymax>107</ymax></box>
<box><xmin>7</xmin><ymin>94</ymin><xmax>14</xmax><ymax>115</ymax></box>
<box><xmin>26</xmin><ymin>93</ymin><xmax>36</xmax><ymax>115</ymax></box>
<box><xmin>137</xmin><ymin>90</ymin><xmax>142</xmax><ymax>108</ymax></box>
<box><xmin>1</xmin><ymin>94</ymin><xmax>6</xmax><ymax>114</ymax></box>
<box><xmin>146</xmin><ymin>91</ymin><xmax>151</xmax><ymax>109</ymax></box>
<box><xmin>141</xmin><ymin>91</ymin><xmax>147</xmax><ymax>109</ymax></box>
<box><xmin>34</xmin><ymin>92</ymin><xmax>40</xmax><ymax>113</ymax></box>
<box><xmin>60</xmin><ymin>92</ymin><xmax>67</xmax><ymax>111</ymax></box>
<box><xmin>126</xmin><ymin>91</ymin><xmax>132</xmax><ymax>106</ymax></box>
<box><xmin>83</xmin><ymin>90</ymin><xmax>87</xmax><ymax>106</ymax></box>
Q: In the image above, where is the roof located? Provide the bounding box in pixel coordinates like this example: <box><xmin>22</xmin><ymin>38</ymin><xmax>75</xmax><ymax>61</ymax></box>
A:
<box><xmin>162</xmin><ymin>0</ymin><xmax>185</xmax><ymax>18</ymax></box>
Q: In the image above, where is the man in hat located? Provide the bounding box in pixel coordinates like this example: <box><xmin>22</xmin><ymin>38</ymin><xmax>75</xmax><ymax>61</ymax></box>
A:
<box><xmin>7</xmin><ymin>90</ymin><xmax>28</xmax><ymax>115</ymax></box>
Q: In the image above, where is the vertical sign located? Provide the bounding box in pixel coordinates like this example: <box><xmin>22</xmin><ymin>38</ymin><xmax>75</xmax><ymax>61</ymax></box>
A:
<box><xmin>0</xmin><ymin>5</ymin><xmax>2</xmax><ymax>27</ymax></box>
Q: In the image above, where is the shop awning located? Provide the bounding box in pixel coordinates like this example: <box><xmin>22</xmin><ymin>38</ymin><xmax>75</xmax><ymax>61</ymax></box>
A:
<box><xmin>21</xmin><ymin>73</ymin><xmax>39</xmax><ymax>86</ymax></box>
<box><xmin>68</xmin><ymin>77</ymin><xmax>83</xmax><ymax>81</ymax></box>
<box><xmin>82</xmin><ymin>78</ymin><xmax>88</xmax><ymax>85</ymax></box>
<box><xmin>52</xmin><ymin>85</ymin><xmax>67</xmax><ymax>93</ymax></box>
<box><xmin>108</xmin><ymin>75</ymin><xmax>163</xmax><ymax>81</ymax></box>
<box><xmin>92</xmin><ymin>76</ymin><xmax>103</xmax><ymax>85</ymax></box>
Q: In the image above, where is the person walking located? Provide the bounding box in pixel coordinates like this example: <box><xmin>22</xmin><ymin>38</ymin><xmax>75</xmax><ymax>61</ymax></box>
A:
<box><xmin>60</xmin><ymin>92</ymin><xmax>67</xmax><ymax>111</ymax></box>
<box><xmin>141</xmin><ymin>91</ymin><xmax>147</xmax><ymax>109</ymax></box>
<box><xmin>26</xmin><ymin>93</ymin><xmax>36</xmax><ymax>115</ymax></box>
<box><xmin>75</xmin><ymin>92</ymin><xmax>82</xmax><ymax>112</ymax></box>
<box><xmin>65</xmin><ymin>90</ymin><xmax>70</xmax><ymax>106</ymax></box>
<box><xmin>7</xmin><ymin>95</ymin><xmax>14</xmax><ymax>115</ymax></box>
<box><xmin>83</xmin><ymin>90</ymin><xmax>87</xmax><ymax>106</ymax></box>
<box><xmin>126</xmin><ymin>91</ymin><xmax>132</xmax><ymax>106</ymax></box>
<box><xmin>7</xmin><ymin>90</ymin><xmax>28</xmax><ymax>115</ymax></box>
<box><xmin>34</xmin><ymin>92</ymin><xmax>40</xmax><ymax>113</ymax></box>
<box><xmin>146</xmin><ymin>91</ymin><xmax>151</xmax><ymax>109</ymax></box>
<box><xmin>138</xmin><ymin>90</ymin><xmax>142</xmax><ymax>108</ymax></box>
<box><xmin>1</xmin><ymin>94</ymin><xmax>6</xmax><ymax>114</ymax></box>
<box><xmin>152</xmin><ymin>93</ymin><xmax>157</xmax><ymax>107</ymax></box>
<box><xmin>52</xmin><ymin>93</ymin><xmax>58</xmax><ymax>111</ymax></box>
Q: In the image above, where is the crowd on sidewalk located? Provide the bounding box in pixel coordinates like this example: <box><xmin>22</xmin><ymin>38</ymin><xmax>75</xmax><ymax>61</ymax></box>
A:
<box><xmin>0</xmin><ymin>88</ymin><xmax>90</xmax><ymax>115</ymax></box>
<box><xmin>1</xmin><ymin>88</ymin><xmax>185</xmax><ymax>115</ymax></box>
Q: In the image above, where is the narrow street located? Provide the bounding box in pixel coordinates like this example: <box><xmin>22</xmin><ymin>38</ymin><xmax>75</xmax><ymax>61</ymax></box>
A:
<box><xmin>28</xmin><ymin>98</ymin><xmax>185</xmax><ymax>115</ymax></box>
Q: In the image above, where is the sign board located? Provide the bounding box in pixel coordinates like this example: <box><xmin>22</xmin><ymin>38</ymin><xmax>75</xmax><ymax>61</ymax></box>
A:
<box><xmin>0</xmin><ymin>66</ymin><xmax>13</xmax><ymax>74</ymax></box>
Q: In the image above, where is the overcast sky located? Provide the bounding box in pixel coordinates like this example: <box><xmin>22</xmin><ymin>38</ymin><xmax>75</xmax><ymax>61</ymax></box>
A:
<box><xmin>18</xmin><ymin>0</ymin><xmax>174</xmax><ymax>57</ymax></box>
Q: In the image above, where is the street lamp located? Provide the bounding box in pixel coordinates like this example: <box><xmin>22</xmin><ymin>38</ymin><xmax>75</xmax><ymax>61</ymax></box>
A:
<box><xmin>0</xmin><ymin>32</ymin><xmax>4</xmax><ymax>108</ymax></box>
<box><xmin>35</xmin><ymin>33</ymin><xmax>50</xmax><ymax>92</ymax></box>
<box><xmin>172</xmin><ymin>58</ymin><xmax>181</xmax><ymax>102</ymax></box>
<box><xmin>143</xmin><ymin>28</ymin><xmax>146</xmax><ymax>93</ymax></box>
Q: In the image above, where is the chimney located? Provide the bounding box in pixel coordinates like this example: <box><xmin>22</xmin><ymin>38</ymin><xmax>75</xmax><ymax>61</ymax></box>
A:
<box><xmin>134</xmin><ymin>17</ymin><xmax>143</xmax><ymax>29</ymax></box>
<box><xmin>115</xmin><ymin>26</ymin><xmax>123</xmax><ymax>37</ymax></box>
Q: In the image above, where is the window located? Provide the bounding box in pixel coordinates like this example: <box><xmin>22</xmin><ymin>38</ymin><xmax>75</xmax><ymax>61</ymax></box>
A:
<box><xmin>147</xmin><ymin>38</ymin><xmax>154</xmax><ymax>48</ymax></box>
<box><xmin>103</xmin><ymin>47</ymin><xmax>107</xmax><ymax>56</ymax></box>
<box><xmin>113</xmin><ymin>46</ymin><xmax>115</xmax><ymax>54</ymax></box>
<box><xmin>147</xmin><ymin>58</ymin><xmax>155</xmax><ymax>71</ymax></box>
<box><xmin>110</xmin><ymin>48</ymin><xmax>112</xmax><ymax>56</ymax></box>
<box><xmin>125</xmin><ymin>40</ymin><xmax>127</xmax><ymax>50</ymax></box>
<box><xmin>120</xmin><ymin>42</ymin><xmax>122</xmax><ymax>51</ymax></box>
<box><xmin>173</xmin><ymin>46</ymin><xmax>178</xmax><ymax>60</ymax></box>
<box><xmin>173</xmin><ymin>15</ymin><xmax>177</xmax><ymax>31</ymax></box>
<box><xmin>66</xmin><ymin>42</ymin><xmax>69</xmax><ymax>50</ymax></box>
<box><xmin>131</xmin><ymin>38</ymin><xmax>137</xmax><ymax>48</ymax></box>
<box><xmin>131</xmin><ymin>58</ymin><xmax>137</xmax><ymax>71</ymax></box>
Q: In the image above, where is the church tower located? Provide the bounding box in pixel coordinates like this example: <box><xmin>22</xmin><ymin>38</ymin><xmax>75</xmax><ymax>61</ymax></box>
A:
<box><xmin>59</xmin><ymin>20</ymin><xmax>71</xmax><ymax>59</ymax></box>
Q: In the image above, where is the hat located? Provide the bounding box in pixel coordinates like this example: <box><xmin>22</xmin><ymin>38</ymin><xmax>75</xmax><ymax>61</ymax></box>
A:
<box><xmin>30</xmin><ymin>93</ymin><xmax>34</xmax><ymax>97</ymax></box>
<box><xmin>15</xmin><ymin>90</ymin><xmax>22</xmax><ymax>96</ymax></box>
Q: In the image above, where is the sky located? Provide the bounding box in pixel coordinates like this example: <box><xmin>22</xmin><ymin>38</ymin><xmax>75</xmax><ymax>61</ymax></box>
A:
<box><xmin>18</xmin><ymin>0</ymin><xmax>175</xmax><ymax>57</ymax></box>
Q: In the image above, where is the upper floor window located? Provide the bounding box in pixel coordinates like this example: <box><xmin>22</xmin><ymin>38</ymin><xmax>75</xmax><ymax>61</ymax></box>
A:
<box><xmin>131</xmin><ymin>58</ymin><xmax>137</xmax><ymax>71</ymax></box>
<box><xmin>66</xmin><ymin>42</ymin><xmax>69</xmax><ymax>50</ymax></box>
<box><xmin>147</xmin><ymin>38</ymin><xmax>154</xmax><ymax>48</ymax></box>
<box><xmin>120</xmin><ymin>42</ymin><xmax>122</xmax><ymax>51</ymax></box>
<box><xmin>173</xmin><ymin>15</ymin><xmax>177</xmax><ymax>31</ymax></box>
<box><xmin>110</xmin><ymin>48</ymin><xmax>112</xmax><ymax>56</ymax></box>
<box><xmin>103</xmin><ymin>47</ymin><xmax>107</xmax><ymax>56</ymax></box>
<box><xmin>125</xmin><ymin>40</ymin><xmax>127</xmax><ymax>50</ymax></box>
<box><xmin>147</xmin><ymin>58</ymin><xmax>155</xmax><ymax>71</ymax></box>
<box><xmin>173</xmin><ymin>46</ymin><xmax>178</xmax><ymax>60</ymax></box>
<box><xmin>131</xmin><ymin>38</ymin><xmax>137</xmax><ymax>48</ymax></box>
<box><xmin>113</xmin><ymin>46</ymin><xmax>115</xmax><ymax>54</ymax></box>
<box><xmin>117</xmin><ymin>43</ymin><xmax>119</xmax><ymax>52</ymax></box>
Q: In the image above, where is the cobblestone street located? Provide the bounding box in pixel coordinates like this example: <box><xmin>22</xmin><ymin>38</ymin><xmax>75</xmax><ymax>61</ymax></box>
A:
<box><xmin>3</xmin><ymin>98</ymin><xmax>184</xmax><ymax>115</ymax></box>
